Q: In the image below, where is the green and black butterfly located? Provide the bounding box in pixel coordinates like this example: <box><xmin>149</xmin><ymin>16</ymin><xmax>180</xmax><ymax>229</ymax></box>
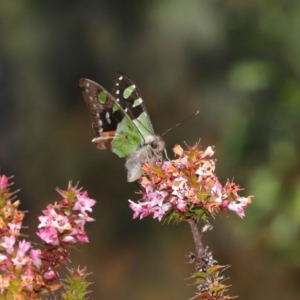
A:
<box><xmin>79</xmin><ymin>72</ymin><xmax>165</xmax><ymax>182</ymax></box>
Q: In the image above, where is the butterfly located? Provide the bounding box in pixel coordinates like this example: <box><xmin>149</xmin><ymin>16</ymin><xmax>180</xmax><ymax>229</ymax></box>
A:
<box><xmin>79</xmin><ymin>72</ymin><xmax>165</xmax><ymax>182</ymax></box>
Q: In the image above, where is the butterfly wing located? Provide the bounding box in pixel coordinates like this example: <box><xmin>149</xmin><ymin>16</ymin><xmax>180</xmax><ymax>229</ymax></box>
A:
<box><xmin>79</xmin><ymin>78</ymin><xmax>119</xmax><ymax>134</ymax></box>
<box><xmin>80</xmin><ymin>78</ymin><xmax>142</xmax><ymax>157</ymax></box>
<box><xmin>111</xmin><ymin>72</ymin><xmax>156</xmax><ymax>141</ymax></box>
<box><xmin>110</xmin><ymin>72</ymin><xmax>166</xmax><ymax>181</ymax></box>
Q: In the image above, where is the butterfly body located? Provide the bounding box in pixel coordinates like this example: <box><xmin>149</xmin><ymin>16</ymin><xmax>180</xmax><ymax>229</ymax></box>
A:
<box><xmin>80</xmin><ymin>72</ymin><xmax>164</xmax><ymax>182</ymax></box>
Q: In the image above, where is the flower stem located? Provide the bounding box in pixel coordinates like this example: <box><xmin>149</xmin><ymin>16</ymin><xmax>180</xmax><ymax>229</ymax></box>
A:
<box><xmin>188</xmin><ymin>219</ymin><xmax>204</xmax><ymax>258</ymax></box>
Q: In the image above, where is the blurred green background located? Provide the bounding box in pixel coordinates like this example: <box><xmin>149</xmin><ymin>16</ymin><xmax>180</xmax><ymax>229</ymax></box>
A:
<box><xmin>1</xmin><ymin>1</ymin><xmax>300</xmax><ymax>299</ymax></box>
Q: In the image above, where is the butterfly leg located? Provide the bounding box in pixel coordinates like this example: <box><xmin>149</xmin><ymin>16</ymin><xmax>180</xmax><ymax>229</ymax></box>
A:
<box><xmin>163</xmin><ymin>148</ymin><xmax>171</xmax><ymax>161</ymax></box>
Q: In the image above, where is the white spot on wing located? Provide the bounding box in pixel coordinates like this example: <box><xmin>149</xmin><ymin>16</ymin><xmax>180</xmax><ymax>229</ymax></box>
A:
<box><xmin>116</xmin><ymin>98</ymin><xmax>119</xmax><ymax>102</ymax></box>
<box><xmin>116</xmin><ymin>90</ymin><xmax>120</xmax><ymax>95</ymax></box>
<box><xmin>125</xmin><ymin>108</ymin><xmax>128</xmax><ymax>112</ymax></box>
<box><xmin>86</xmin><ymin>82</ymin><xmax>90</xmax><ymax>87</ymax></box>
<box><xmin>106</xmin><ymin>112</ymin><xmax>111</xmax><ymax>124</ymax></box>
<box><xmin>119</xmin><ymin>76</ymin><xmax>123</xmax><ymax>80</ymax></box>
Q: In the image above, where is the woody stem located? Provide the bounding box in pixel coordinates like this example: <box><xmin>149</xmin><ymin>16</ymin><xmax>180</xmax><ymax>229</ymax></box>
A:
<box><xmin>188</xmin><ymin>219</ymin><xmax>204</xmax><ymax>258</ymax></box>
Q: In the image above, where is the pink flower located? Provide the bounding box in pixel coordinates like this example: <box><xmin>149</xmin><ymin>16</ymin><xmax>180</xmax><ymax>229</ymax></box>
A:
<box><xmin>38</xmin><ymin>205</ymin><xmax>56</xmax><ymax>228</ymax></box>
<box><xmin>21</xmin><ymin>269</ymin><xmax>34</xmax><ymax>291</ymax></box>
<box><xmin>152</xmin><ymin>203</ymin><xmax>172</xmax><ymax>221</ymax></box>
<box><xmin>227</xmin><ymin>201</ymin><xmax>247</xmax><ymax>218</ymax></box>
<box><xmin>171</xmin><ymin>197</ymin><xmax>187</xmax><ymax>212</ymax></box>
<box><xmin>61</xmin><ymin>235</ymin><xmax>76</xmax><ymax>244</ymax></box>
<box><xmin>146</xmin><ymin>190</ymin><xmax>168</xmax><ymax>206</ymax></box>
<box><xmin>128</xmin><ymin>201</ymin><xmax>142</xmax><ymax>219</ymax></box>
<box><xmin>75</xmin><ymin>232</ymin><xmax>89</xmax><ymax>243</ymax></box>
<box><xmin>8</xmin><ymin>222</ymin><xmax>22</xmax><ymax>236</ymax></box>
<box><xmin>202</xmin><ymin>146</ymin><xmax>215</xmax><ymax>157</ymax></box>
<box><xmin>129</xmin><ymin>198</ymin><xmax>171</xmax><ymax>221</ymax></box>
<box><xmin>73</xmin><ymin>192</ymin><xmax>96</xmax><ymax>213</ymax></box>
<box><xmin>36</xmin><ymin>227</ymin><xmax>59</xmax><ymax>245</ymax></box>
<box><xmin>211</xmin><ymin>179</ymin><xmax>223</xmax><ymax>203</ymax></box>
<box><xmin>51</xmin><ymin>214</ymin><xmax>72</xmax><ymax>233</ymax></box>
<box><xmin>0</xmin><ymin>175</ymin><xmax>8</xmax><ymax>190</ymax></box>
<box><xmin>30</xmin><ymin>249</ymin><xmax>42</xmax><ymax>269</ymax></box>
<box><xmin>176</xmin><ymin>199</ymin><xmax>187</xmax><ymax>212</ymax></box>
<box><xmin>11</xmin><ymin>252</ymin><xmax>30</xmax><ymax>270</ymax></box>
<box><xmin>162</xmin><ymin>161</ymin><xmax>172</xmax><ymax>171</ymax></box>
<box><xmin>172</xmin><ymin>177</ymin><xmax>187</xmax><ymax>192</ymax></box>
<box><xmin>68</xmin><ymin>221</ymin><xmax>90</xmax><ymax>243</ymax></box>
<box><xmin>43</xmin><ymin>269</ymin><xmax>55</xmax><ymax>280</ymax></box>
<box><xmin>77</xmin><ymin>212</ymin><xmax>95</xmax><ymax>223</ymax></box>
<box><xmin>0</xmin><ymin>236</ymin><xmax>16</xmax><ymax>254</ymax></box>
<box><xmin>195</xmin><ymin>160</ymin><xmax>215</xmax><ymax>178</ymax></box>
<box><xmin>17</xmin><ymin>240</ymin><xmax>31</xmax><ymax>257</ymax></box>
<box><xmin>128</xmin><ymin>201</ymin><xmax>151</xmax><ymax>219</ymax></box>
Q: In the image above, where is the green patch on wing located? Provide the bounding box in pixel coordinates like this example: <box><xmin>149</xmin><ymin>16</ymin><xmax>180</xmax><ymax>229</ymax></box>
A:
<box><xmin>98</xmin><ymin>91</ymin><xmax>107</xmax><ymax>104</ymax></box>
<box><xmin>133</xmin><ymin>98</ymin><xmax>143</xmax><ymax>107</ymax></box>
<box><xmin>123</xmin><ymin>85</ymin><xmax>136</xmax><ymax>99</ymax></box>
<box><xmin>112</xmin><ymin>102</ymin><xmax>119</xmax><ymax>112</ymax></box>
<box><xmin>133</xmin><ymin>112</ymin><xmax>153</xmax><ymax>140</ymax></box>
<box><xmin>112</xmin><ymin>116</ymin><xmax>142</xmax><ymax>157</ymax></box>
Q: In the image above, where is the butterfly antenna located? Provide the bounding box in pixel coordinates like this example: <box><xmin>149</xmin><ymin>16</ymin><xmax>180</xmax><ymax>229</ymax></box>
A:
<box><xmin>161</xmin><ymin>110</ymin><xmax>200</xmax><ymax>137</ymax></box>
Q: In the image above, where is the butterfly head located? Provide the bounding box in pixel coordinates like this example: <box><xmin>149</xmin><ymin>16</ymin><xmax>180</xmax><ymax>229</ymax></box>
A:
<box><xmin>125</xmin><ymin>134</ymin><xmax>165</xmax><ymax>182</ymax></box>
<box><xmin>145</xmin><ymin>135</ymin><xmax>165</xmax><ymax>155</ymax></box>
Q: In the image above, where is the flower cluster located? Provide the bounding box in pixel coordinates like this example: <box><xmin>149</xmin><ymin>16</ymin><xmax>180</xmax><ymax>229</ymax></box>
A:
<box><xmin>0</xmin><ymin>174</ymin><xmax>95</xmax><ymax>299</ymax></box>
<box><xmin>129</xmin><ymin>142</ymin><xmax>253</xmax><ymax>223</ymax></box>
<box><xmin>37</xmin><ymin>184</ymin><xmax>95</xmax><ymax>247</ymax></box>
